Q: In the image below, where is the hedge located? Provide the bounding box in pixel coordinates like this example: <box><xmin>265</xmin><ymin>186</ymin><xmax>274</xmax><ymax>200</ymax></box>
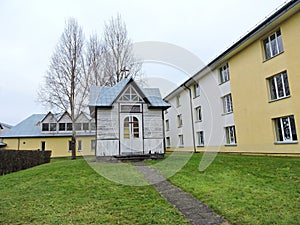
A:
<box><xmin>0</xmin><ymin>150</ymin><xmax>52</xmax><ymax>175</ymax></box>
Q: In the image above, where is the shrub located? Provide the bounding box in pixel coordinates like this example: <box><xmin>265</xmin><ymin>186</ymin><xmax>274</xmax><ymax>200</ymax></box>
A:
<box><xmin>0</xmin><ymin>150</ymin><xmax>51</xmax><ymax>175</ymax></box>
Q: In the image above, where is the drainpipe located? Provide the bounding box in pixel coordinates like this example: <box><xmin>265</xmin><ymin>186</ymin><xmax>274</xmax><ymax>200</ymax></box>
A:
<box><xmin>183</xmin><ymin>84</ymin><xmax>197</xmax><ymax>153</ymax></box>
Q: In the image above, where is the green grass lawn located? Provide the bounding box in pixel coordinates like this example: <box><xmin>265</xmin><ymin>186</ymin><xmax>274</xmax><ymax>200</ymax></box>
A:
<box><xmin>163</xmin><ymin>153</ymin><xmax>300</xmax><ymax>225</ymax></box>
<box><xmin>0</xmin><ymin>157</ymin><xmax>187</xmax><ymax>225</ymax></box>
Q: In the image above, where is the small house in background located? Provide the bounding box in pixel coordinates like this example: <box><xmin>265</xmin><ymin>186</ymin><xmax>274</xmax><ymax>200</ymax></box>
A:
<box><xmin>89</xmin><ymin>78</ymin><xmax>170</xmax><ymax>159</ymax></box>
<box><xmin>0</xmin><ymin>112</ymin><xmax>96</xmax><ymax>157</ymax></box>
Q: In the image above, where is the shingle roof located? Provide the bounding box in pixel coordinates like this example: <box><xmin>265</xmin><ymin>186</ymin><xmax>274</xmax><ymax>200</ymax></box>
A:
<box><xmin>0</xmin><ymin>114</ymin><xmax>95</xmax><ymax>138</ymax></box>
<box><xmin>89</xmin><ymin>78</ymin><xmax>170</xmax><ymax>108</ymax></box>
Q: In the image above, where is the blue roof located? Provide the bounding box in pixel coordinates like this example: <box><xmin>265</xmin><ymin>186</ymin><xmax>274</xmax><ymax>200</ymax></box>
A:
<box><xmin>89</xmin><ymin>78</ymin><xmax>170</xmax><ymax>108</ymax></box>
<box><xmin>0</xmin><ymin>114</ymin><xmax>95</xmax><ymax>138</ymax></box>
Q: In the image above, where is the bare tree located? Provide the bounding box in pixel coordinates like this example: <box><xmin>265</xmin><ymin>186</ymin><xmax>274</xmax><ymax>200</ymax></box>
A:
<box><xmin>85</xmin><ymin>34</ymin><xmax>106</xmax><ymax>86</ymax></box>
<box><xmin>38</xmin><ymin>18</ymin><xmax>88</xmax><ymax>159</ymax></box>
<box><xmin>101</xmin><ymin>14</ymin><xmax>142</xmax><ymax>86</ymax></box>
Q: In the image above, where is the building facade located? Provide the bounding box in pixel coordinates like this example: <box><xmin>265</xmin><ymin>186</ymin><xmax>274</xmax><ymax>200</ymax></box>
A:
<box><xmin>89</xmin><ymin>78</ymin><xmax>170</xmax><ymax>158</ymax></box>
<box><xmin>164</xmin><ymin>0</ymin><xmax>300</xmax><ymax>155</ymax></box>
<box><xmin>0</xmin><ymin>112</ymin><xmax>96</xmax><ymax>157</ymax></box>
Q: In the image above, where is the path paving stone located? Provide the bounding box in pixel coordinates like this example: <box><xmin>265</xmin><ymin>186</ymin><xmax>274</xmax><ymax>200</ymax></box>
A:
<box><xmin>133</xmin><ymin>162</ymin><xmax>230</xmax><ymax>225</ymax></box>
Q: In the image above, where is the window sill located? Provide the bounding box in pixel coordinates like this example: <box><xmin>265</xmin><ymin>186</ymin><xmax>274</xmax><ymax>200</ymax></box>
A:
<box><xmin>195</xmin><ymin>120</ymin><xmax>202</xmax><ymax>123</ymax></box>
<box><xmin>225</xmin><ymin>144</ymin><xmax>237</xmax><ymax>146</ymax></box>
<box><xmin>263</xmin><ymin>51</ymin><xmax>284</xmax><ymax>62</ymax></box>
<box><xmin>269</xmin><ymin>95</ymin><xmax>291</xmax><ymax>103</ymax></box>
<box><xmin>222</xmin><ymin>111</ymin><xmax>233</xmax><ymax>116</ymax></box>
<box><xmin>274</xmin><ymin>141</ymin><xmax>298</xmax><ymax>145</ymax></box>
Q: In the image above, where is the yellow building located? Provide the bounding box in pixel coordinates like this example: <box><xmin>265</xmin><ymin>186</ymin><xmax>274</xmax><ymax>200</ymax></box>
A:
<box><xmin>0</xmin><ymin>112</ymin><xmax>96</xmax><ymax>157</ymax></box>
<box><xmin>164</xmin><ymin>0</ymin><xmax>300</xmax><ymax>155</ymax></box>
<box><xmin>227</xmin><ymin>1</ymin><xmax>300</xmax><ymax>154</ymax></box>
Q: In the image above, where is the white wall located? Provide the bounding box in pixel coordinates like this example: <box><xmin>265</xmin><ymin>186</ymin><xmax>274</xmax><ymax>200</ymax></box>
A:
<box><xmin>165</xmin><ymin>67</ymin><xmax>235</xmax><ymax>150</ymax></box>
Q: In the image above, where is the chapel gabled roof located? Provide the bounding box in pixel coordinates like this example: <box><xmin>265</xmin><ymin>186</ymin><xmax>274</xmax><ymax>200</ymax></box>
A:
<box><xmin>89</xmin><ymin>78</ymin><xmax>170</xmax><ymax>109</ymax></box>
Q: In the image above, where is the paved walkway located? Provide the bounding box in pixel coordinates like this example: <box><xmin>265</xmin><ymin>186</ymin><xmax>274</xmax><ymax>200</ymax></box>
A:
<box><xmin>133</xmin><ymin>162</ymin><xmax>229</xmax><ymax>225</ymax></box>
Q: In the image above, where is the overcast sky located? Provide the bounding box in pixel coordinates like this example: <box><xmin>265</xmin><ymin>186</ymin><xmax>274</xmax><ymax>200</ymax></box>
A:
<box><xmin>0</xmin><ymin>0</ymin><xmax>288</xmax><ymax>125</ymax></box>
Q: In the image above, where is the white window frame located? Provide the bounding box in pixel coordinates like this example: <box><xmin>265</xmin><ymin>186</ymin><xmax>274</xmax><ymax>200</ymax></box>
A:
<box><xmin>273</xmin><ymin>115</ymin><xmax>298</xmax><ymax>143</ymax></box>
<box><xmin>176</xmin><ymin>95</ymin><xmax>181</xmax><ymax>107</ymax></box>
<box><xmin>91</xmin><ymin>140</ymin><xmax>96</xmax><ymax>151</ymax></box>
<box><xmin>225</xmin><ymin>126</ymin><xmax>236</xmax><ymax>145</ymax></box>
<box><xmin>166</xmin><ymin>137</ymin><xmax>171</xmax><ymax>148</ymax></box>
<box><xmin>195</xmin><ymin>106</ymin><xmax>202</xmax><ymax>122</ymax></box>
<box><xmin>78</xmin><ymin>140</ymin><xmax>82</xmax><ymax>152</ymax></box>
<box><xmin>263</xmin><ymin>30</ymin><xmax>284</xmax><ymax>60</ymax></box>
<box><xmin>219</xmin><ymin>63</ymin><xmax>230</xmax><ymax>84</ymax></box>
<box><xmin>196</xmin><ymin>131</ymin><xmax>204</xmax><ymax>147</ymax></box>
<box><xmin>268</xmin><ymin>71</ymin><xmax>290</xmax><ymax>101</ymax></box>
<box><xmin>193</xmin><ymin>83</ymin><xmax>200</xmax><ymax>98</ymax></box>
<box><xmin>177</xmin><ymin>114</ymin><xmax>183</xmax><ymax>127</ymax></box>
<box><xmin>178</xmin><ymin>135</ymin><xmax>184</xmax><ymax>147</ymax></box>
<box><xmin>165</xmin><ymin>119</ymin><xmax>170</xmax><ymax>131</ymax></box>
<box><xmin>222</xmin><ymin>94</ymin><xmax>233</xmax><ymax>114</ymax></box>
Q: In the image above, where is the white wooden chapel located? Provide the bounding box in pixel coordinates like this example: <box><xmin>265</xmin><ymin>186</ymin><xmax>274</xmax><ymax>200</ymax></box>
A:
<box><xmin>89</xmin><ymin>78</ymin><xmax>170</xmax><ymax>159</ymax></box>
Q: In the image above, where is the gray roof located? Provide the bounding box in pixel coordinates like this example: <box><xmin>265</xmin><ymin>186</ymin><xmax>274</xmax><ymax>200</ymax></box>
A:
<box><xmin>0</xmin><ymin>114</ymin><xmax>95</xmax><ymax>138</ymax></box>
<box><xmin>89</xmin><ymin>78</ymin><xmax>170</xmax><ymax>108</ymax></box>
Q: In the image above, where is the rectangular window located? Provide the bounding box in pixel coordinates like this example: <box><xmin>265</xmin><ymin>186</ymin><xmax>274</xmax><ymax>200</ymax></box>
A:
<box><xmin>78</xmin><ymin>140</ymin><xmax>82</xmax><ymax>151</ymax></box>
<box><xmin>179</xmin><ymin>135</ymin><xmax>184</xmax><ymax>147</ymax></box>
<box><xmin>273</xmin><ymin>115</ymin><xmax>297</xmax><ymax>143</ymax></box>
<box><xmin>195</xmin><ymin>106</ymin><xmax>202</xmax><ymax>121</ymax></box>
<box><xmin>225</xmin><ymin>126</ymin><xmax>236</xmax><ymax>145</ymax></box>
<box><xmin>59</xmin><ymin>123</ymin><xmax>66</xmax><ymax>131</ymax></box>
<box><xmin>75</xmin><ymin>123</ymin><xmax>82</xmax><ymax>131</ymax></box>
<box><xmin>91</xmin><ymin>140</ymin><xmax>96</xmax><ymax>151</ymax></box>
<box><xmin>67</xmin><ymin>123</ymin><xmax>72</xmax><ymax>131</ymax></box>
<box><xmin>41</xmin><ymin>141</ymin><xmax>46</xmax><ymax>151</ymax></box>
<box><xmin>50</xmin><ymin>123</ymin><xmax>57</xmax><ymax>131</ymax></box>
<box><xmin>196</xmin><ymin>131</ymin><xmax>204</xmax><ymax>146</ymax></box>
<box><xmin>268</xmin><ymin>71</ymin><xmax>290</xmax><ymax>101</ymax></box>
<box><xmin>222</xmin><ymin>94</ymin><xmax>233</xmax><ymax>114</ymax></box>
<box><xmin>176</xmin><ymin>95</ymin><xmax>181</xmax><ymax>107</ymax></box>
<box><xmin>177</xmin><ymin>114</ymin><xmax>183</xmax><ymax>127</ymax></box>
<box><xmin>165</xmin><ymin>119</ymin><xmax>170</xmax><ymax>131</ymax></box>
<box><xmin>219</xmin><ymin>63</ymin><xmax>230</xmax><ymax>84</ymax></box>
<box><xmin>68</xmin><ymin>141</ymin><xmax>72</xmax><ymax>151</ymax></box>
<box><xmin>120</xmin><ymin>104</ymin><xmax>141</xmax><ymax>113</ymax></box>
<box><xmin>91</xmin><ymin>123</ymin><xmax>96</xmax><ymax>130</ymax></box>
<box><xmin>83</xmin><ymin>123</ymin><xmax>89</xmax><ymax>131</ymax></box>
<box><xmin>166</xmin><ymin>137</ymin><xmax>171</xmax><ymax>148</ymax></box>
<box><xmin>193</xmin><ymin>83</ymin><xmax>200</xmax><ymax>97</ymax></box>
<box><xmin>263</xmin><ymin>30</ymin><xmax>284</xmax><ymax>60</ymax></box>
<box><xmin>42</xmin><ymin>123</ymin><xmax>49</xmax><ymax>131</ymax></box>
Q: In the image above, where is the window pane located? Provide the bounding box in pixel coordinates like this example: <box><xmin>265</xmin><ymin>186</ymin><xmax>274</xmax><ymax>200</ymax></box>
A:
<box><xmin>270</xmin><ymin>34</ymin><xmax>278</xmax><ymax>56</ymax></box>
<box><xmin>264</xmin><ymin>39</ymin><xmax>271</xmax><ymax>59</ymax></box>
<box><xmin>50</xmin><ymin>123</ymin><xmax>57</xmax><ymax>131</ymax></box>
<box><xmin>283</xmin><ymin>72</ymin><xmax>290</xmax><ymax>96</ymax></box>
<box><xmin>67</xmin><ymin>123</ymin><xmax>72</xmax><ymax>131</ymax></box>
<box><xmin>275</xmin><ymin>118</ymin><xmax>283</xmax><ymax>141</ymax></box>
<box><xmin>59</xmin><ymin>123</ymin><xmax>66</xmax><ymax>131</ymax></box>
<box><xmin>42</xmin><ymin>123</ymin><xmax>49</xmax><ymax>131</ymax></box>
<box><xmin>282</xmin><ymin>117</ymin><xmax>291</xmax><ymax>141</ymax></box>
<box><xmin>275</xmin><ymin>75</ymin><xmax>284</xmax><ymax>98</ymax></box>
<box><xmin>269</xmin><ymin>77</ymin><xmax>277</xmax><ymax>100</ymax></box>
<box><xmin>75</xmin><ymin>123</ymin><xmax>82</xmax><ymax>131</ymax></box>
<box><xmin>83</xmin><ymin>123</ymin><xmax>89</xmax><ymax>131</ymax></box>
<box><xmin>290</xmin><ymin>116</ymin><xmax>298</xmax><ymax>141</ymax></box>
<box><xmin>277</xmin><ymin>30</ymin><xmax>284</xmax><ymax>53</ymax></box>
